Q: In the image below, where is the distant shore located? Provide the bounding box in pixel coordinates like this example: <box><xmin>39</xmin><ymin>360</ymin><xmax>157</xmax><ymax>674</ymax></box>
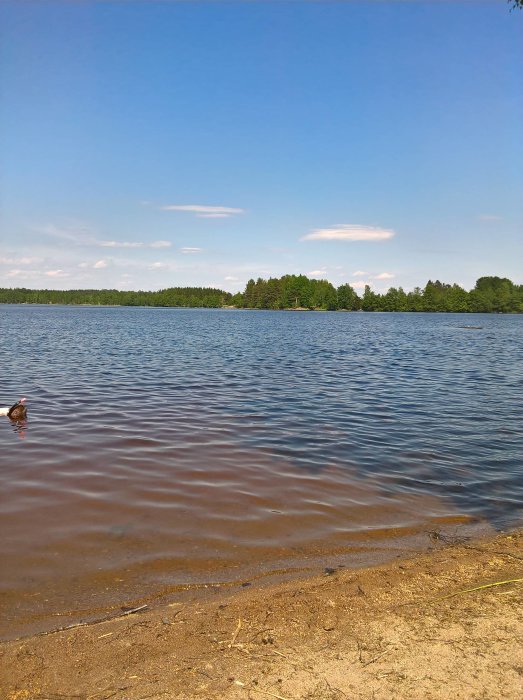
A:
<box><xmin>1</xmin><ymin>274</ymin><xmax>521</xmax><ymax>312</ymax></box>
<box><xmin>1</xmin><ymin>301</ymin><xmax>521</xmax><ymax>314</ymax></box>
<box><xmin>2</xmin><ymin>528</ymin><xmax>521</xmax><ymax>700</ymax></box>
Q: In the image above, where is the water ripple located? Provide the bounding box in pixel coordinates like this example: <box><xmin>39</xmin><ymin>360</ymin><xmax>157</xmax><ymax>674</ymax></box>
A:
<box><xmin>1</xmin><ymin>306</ymin><xmax>522</xmax><ymax>637</ymax></box>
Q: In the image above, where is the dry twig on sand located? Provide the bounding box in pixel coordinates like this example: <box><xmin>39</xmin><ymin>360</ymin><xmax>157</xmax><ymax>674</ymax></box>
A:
<box><xmin>433</xmin><ymin>578</ymin><xmax>523</xmax><ymax>602</ymax></box>
<box><xmin>229</xmin><ymin>618</ymin><xmax>242</xmax><ymax>647</ymax></box>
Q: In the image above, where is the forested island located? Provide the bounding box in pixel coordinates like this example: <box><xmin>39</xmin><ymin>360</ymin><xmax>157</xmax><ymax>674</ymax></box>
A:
<box><xmin>0</xmin><ymin>275</ymin><xmax>521</xmax><ymax>313</ymax></box>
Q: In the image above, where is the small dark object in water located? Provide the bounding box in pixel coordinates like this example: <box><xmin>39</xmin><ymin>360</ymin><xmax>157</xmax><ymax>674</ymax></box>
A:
<box><xmin>458</xmin><ymin>325</ymin><xmax>483</xmax><ymax>330</ymax></box>
<box><xmin>1</xmin><ymin>398</ymin><xmax>27</xmax><ymax>420</ymax></box>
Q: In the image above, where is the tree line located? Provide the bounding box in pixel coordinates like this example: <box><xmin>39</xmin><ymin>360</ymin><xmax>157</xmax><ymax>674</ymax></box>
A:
<box><xmin>230</xmin><ymin>275</ymin><xmax>522</xmax><ymax>313</ymax></box>
<box><xmin>0</xmin><ymin>286</ymin><xmax>231</xmax><ymax>308</ymax></box>
<box><xmin>0</xmin><ymin>275</ymin><xmax>521</xmax><ymax>312</ymax></box>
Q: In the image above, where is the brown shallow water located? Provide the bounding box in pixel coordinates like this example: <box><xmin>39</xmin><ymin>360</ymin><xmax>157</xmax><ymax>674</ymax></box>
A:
<box><xmin>1</xmin><ymin>306</ymin><xmax>522</xmax><ymax>639</ymax></box>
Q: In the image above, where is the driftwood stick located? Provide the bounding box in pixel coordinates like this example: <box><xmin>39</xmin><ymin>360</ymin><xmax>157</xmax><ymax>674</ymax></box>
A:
<box><xmin>229</xmin><ymin>617</ymin><xmax>242</xmax><ymax>647</ymax></box>
<box><xmin>120</xmin><ymin>604</ymin><xmax>148</xmax><ymax>616</ymax></box>
<box><xmin>432</xmin><ymin>578</ymin><xmax>523</xmax><ymax>602</ymax></box>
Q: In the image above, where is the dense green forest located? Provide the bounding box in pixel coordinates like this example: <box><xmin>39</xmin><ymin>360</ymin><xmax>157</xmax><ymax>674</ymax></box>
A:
<box><xmin>0</xmin><ymin>275</ymin><xmax>521</xmax><ymax>312</ymax></box>
<box><xmin>0</xmin><ymin>286</ymin><xmax>231</xmax><ymax>308</ymax></box>
<box><xmin>230</xmin><ymin>275</ymin><xmax>523</xmax><ymax>313</ymax></box>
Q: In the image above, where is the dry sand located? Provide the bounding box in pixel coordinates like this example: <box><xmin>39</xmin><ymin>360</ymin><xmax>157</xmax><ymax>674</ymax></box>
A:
<box><xmin>1</xmin><ymin>529</ymin><xmax>522</xmax><ymax>700</ymax></box>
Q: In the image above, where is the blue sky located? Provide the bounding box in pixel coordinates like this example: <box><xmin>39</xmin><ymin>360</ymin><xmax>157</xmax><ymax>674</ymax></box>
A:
<box><xmin>1</xmin><ymin>1</ymin><xmax>522</xmax><ymax>294</ymax></box>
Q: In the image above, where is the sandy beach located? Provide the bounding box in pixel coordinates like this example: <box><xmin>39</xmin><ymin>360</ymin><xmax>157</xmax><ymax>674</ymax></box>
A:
<box><xmin>1</xmin><ymin>529</ymin><xmax>521</xmax><ymax>700</ymax></box>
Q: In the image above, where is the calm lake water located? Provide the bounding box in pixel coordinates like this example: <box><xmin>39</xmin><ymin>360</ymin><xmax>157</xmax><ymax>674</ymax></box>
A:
<box><xmin>1</xmin><ymin>305</ymin><xmax>522</xmax><ymax>638</ymax></box>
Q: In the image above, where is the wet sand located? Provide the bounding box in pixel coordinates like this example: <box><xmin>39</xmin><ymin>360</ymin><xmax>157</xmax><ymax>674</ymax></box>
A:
<box><xmin>1</xmin><ymin>529</ymin><xmax>521</xmax><ymax>700</ymax></box>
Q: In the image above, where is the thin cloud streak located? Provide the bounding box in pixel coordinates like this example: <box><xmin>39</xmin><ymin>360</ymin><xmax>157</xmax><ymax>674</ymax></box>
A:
<box><xmin>46</xmin><ymin>269</ymin><xmax>70</xmax><ymax>278</ymax></box>
<box><xmin>6</xmin><ymin>269</ymin><xmax>41</xmax><ymax>280</ymax></box>
<box><xmin>302</xmin><ymin>224</ymin><xmax>395</xmax><ymax>242</ymax></box>
<box><xmin>100</xmin><ymin>241</ymin><xmax>143</xmax><ymax>248</ymax></box>
<box><xmin>150</xmin><ymin>240</ymin><xmax>171</xmax><ymax>248</ymax></box>
<box><xmin>98</xmin><ymin>240</ymin><xmax>172</xmax><ymax>249</ymax></box>
<box><xmin>0</xmin><ymin>256</ymin><xmax>43</xmax><ymax>265</ymax></box>
<box><xmin>161</xmin><ymin>204</ymin><xmax>244</xmax><ymax>218</ymax></box>
<box><xmin>38</xmin><ymin>224</ymin><xmax>171</xmax><ymax>249</ymax></box>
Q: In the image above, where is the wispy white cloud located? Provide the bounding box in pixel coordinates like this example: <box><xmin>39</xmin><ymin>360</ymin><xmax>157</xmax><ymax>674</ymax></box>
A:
<box><xmin>350</xmin><ymin>271</ymin><xmax>394</xmax><ymax>283</ymax></box>
<box><xmin>99</xmin><ymin>240</ymin><xmax>142</xmax><ymax>249</ymax></box>
<box><xmin>77</xmin><ymin>257</ymin><xmax>179</xmax><ymax>273</ymax></box>
<box><xmin>308</xmin><ymin>269</ymin><xmax>327</xmax><ymax>277</ymax></box>
<box><xmin>180</xmin><ymin>247</ymin><xmax>203</xmax><ymax>254</ymax></box>
<box><xmin>37</xmin><ymin>223</ymin><xmax>94</xmax><ymax>245</ymax></box>
<box><xmin>38</xmin><ymin>223</ymin><xmax>171</xmax><ymax>250</ymax></box>
<box><xmin>0</xmin><ymin>256</ymin><xmax>42</xmax><ymax>265</ymax></box>
<box><xmin>99</xmin><ymin>239</ymin><xmax>172</xmax><ymax>249</ymax></box>
<box><xmin>351</xmin><ymin>281</ymin><xmax>368</xmax><ymax>290</ymax></box>
<box><xmin>478</xmin><ymin>214</ymin><xmax>502</xmax><ymax>221</ymax></box>
<box><xmin>6</xmin><ymin>269</ymin><xmax>40</xmax><ymax>280</ymax></box>
<box><xmin>46</xmin><ymin>269</ymin><xmax>70</xmax><ymax>278</ymax></box>
<box><xmin>161</xmin><ymin>204</ymin><xmax>244</xmax><ymax>219</ymax></box>
<box><xmin>5</xmin><ymin>267</ymin><xmax>69</xmax><ymax>281</ymax></box>
<box><xmin>301</xmin><ymin>224</ymin><xmax>395</xmax><ymax>242</ymax></box>
<box><xmin>224</xmin><ymin>275</ymin><xmax>239</xmax><ymax>281</ymax></box>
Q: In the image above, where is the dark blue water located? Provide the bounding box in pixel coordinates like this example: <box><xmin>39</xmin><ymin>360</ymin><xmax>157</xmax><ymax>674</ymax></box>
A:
<box><xmin>1</xmin><ymin>306</ymin><xmax>522</xmax><ymax>637</ymax></box>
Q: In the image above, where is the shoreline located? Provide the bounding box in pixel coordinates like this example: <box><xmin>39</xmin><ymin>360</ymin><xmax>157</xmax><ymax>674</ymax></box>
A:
<box><xmin>2</xmin><ymin>528</ymin><xmax>521</xmax><ymax>700</ymax></box>
<box><xmin>0</xmin><ymin>516</ymin><xmax>495</xmax><ymax>643</ymax></box>
<box><xmin>1</xmin><ymin>302</ymin><xmax>521</xmax><ymax>314</ymax></box>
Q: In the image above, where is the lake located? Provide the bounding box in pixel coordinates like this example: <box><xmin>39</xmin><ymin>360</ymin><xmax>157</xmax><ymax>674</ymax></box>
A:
<box><xmin>1</xmin><ymin>305</ymin><xmax>522</xmax><ymax>639</ymax></box>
